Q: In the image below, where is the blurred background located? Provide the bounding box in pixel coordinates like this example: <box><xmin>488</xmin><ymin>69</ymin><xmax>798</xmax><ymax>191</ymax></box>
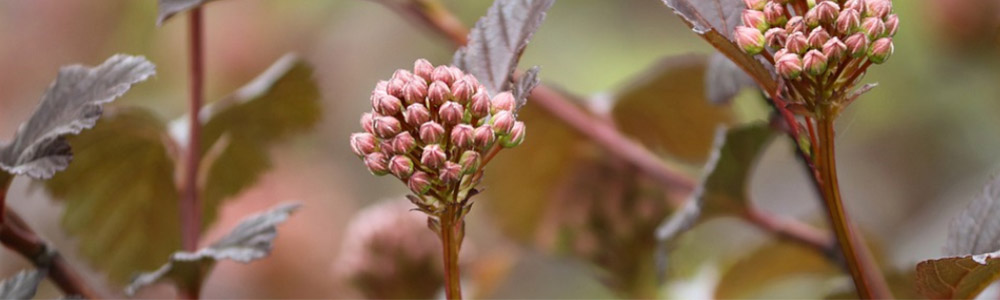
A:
<box><xmin>0</xmin><ymin>0</ymin><xmax>997</xmax><ymax>298</ymax></box>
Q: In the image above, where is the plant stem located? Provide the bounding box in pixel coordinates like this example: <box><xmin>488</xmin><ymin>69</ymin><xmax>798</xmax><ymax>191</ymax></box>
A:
<box><xmin>816</xmin><ymin>116</ymin><xmax>890</xmax><ymax>299</ymax></box>
<box><xmin>179</xmin><ymin>7</ymin><xmax>205</xmax><ymax>300</ymax></box>
<box><xmin>439</xmin><ymin>203</ymin><xmax>463</xmax><ymax>300</ymax></box>
<box><xmin>1</xmin><ymin>209</ymin><xmax>101</xmax><ymax>299</ymax></box>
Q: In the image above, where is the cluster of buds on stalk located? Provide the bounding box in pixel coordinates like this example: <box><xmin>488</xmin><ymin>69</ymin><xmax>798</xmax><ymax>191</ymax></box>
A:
<box><xmin>735</xmin><ymin>0</ymin><xmax>897</xmax><ymax>115</ymax></box>
<box><xmin>350</xmin><ymin>59</ymin><xmax>525</xmax><ymax>208</ymax></box>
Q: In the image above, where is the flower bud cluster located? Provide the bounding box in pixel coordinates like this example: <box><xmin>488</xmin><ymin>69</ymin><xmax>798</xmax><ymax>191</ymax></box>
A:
<box><xmin>350</xmin><ymin>59</ymin><xmax>526</xmax><ymax>196</ymax></box>
<box><xmin>736</xmin><ymin>0</ymin><xmax>897</xmax><ymax>82</ymax></box>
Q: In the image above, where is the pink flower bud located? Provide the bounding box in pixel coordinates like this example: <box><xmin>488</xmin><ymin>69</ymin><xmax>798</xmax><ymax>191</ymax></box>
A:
<box><xmin>461</xmin><ymin>74</ymin><xmax>481</xmax><ymax>90</ymax></box>
<box><xmin>392</xmin><ymin>69</ymin><xmax>414</xmax><ymax>82</ymax></box>
<box><xmin>813</xmin><ymin>1</ymin><xmax>840</xmax><ymax>25</ymax></box>
<box><xmin>413</xmin><ymin>59</ymin><xmax>434</xmax><ymax>81</ymax></box>
<box><xmin>387</xmin><ymin>78</ymin><xmax>406</xmax><ymax>98</ymax></box>
<box><xmin>378</xmin><ymin>140</ymin><xmax>393</xmax><ymax>156</ymax></box>
<box><xmin>868</xmin><ymin>37</ymin><xmax>893</xmax><ymax>64</ymax></box>
<box><xmin>438</xmin><ymin>161</ymin><xmax>462</xmax><ymax>184</ymax></box>
<box><xmin>360</xmin><ymin>112</ymin><xmax>375</xmax><ymax>134</ymax></box>
<box><xmin>804</xmin><ymin>8</ymin><xmax>820</xmax><ymax>28</ymax></box>
<box><xmin>844</xmin><ymin>0</ymin><xmax>866</xmax><ymax>15</ymax></box>
<box><xmin>742</xmin><ymin>9</ymin><xmax>768</xmax><ymax>31</ymax></box>
<box><xmin>419</xmin><ymin>122</ymin><xmax>445</xmax><ymax>144</ymax></box>
<box><xmin>373</xmin><ymin>116</ymin><xmax>401</xmax><ymax>138</ymax></box>
<box><xmin>823</xmin><ymin>37</ymin><xmax>847</xmax><ymax>62</ymax></box>
<box><xmin>469</xmin><ymin>91</ymin><xmax>491</xmax><ymax>118</ymax></box>
<box><xmin>491</xmin><ymin>92</ymin><xmax>517</xmax><ymax>114</ymax></box>
<box><xmin>473</xmin><ymin>125</ymin><xmax>495</xmax><ymax>150</ymax></box>
<box><xmin>421</xmin><ymin>144</ymin><xmax>447</xmax><ymax>169</ymax></box>
<box><xmin>802</xmin><ymin>50</ymin><xmax>829</xmax><ymax>76</ymax></box>
<box><xmin>391</xmin><ymin>132</ymin><xmax>417</xmax><ymax>154</ymax></box>
<box><xmin>431</xmin><ymin>65</ymin><xmax>456</xmax><ymax>85</ymax></box>
<box><xmin>450</xmin><ymin>124</ymin><xmax>474</xmax><ymax>149</ymax></box>
<box><xmin>402</xmin><ymin>78</ymin><xmax>428</xmax><ymax>105</ymax></box>
<box><xmin>884</xmin><ymin>14</ymin><xmax>899</xmax><ymax>36</ymax></box>
<box><xmin>866</xmin><ymin>0</ymin><xmax>891</xmax><ymax>19</ymax></box>
<box><xmin>785</xmin><ymin>16</ymin><xmax>806</xmax><ymax>35</ymax></box>
<box><xmin>407</xmin><ymin>171</ymin><xmax>432</xmax><ymax>195</ymax></box>
<box><xmin>836</xmin><ymin>8</ymin><xmax>861</xmax><ymax>35</ymax></box>
<box><xmin>389</xmin><ymin>155</ymin><xmax>415</xmax><ymax>179</ymax></box>
<box><xmin>404</xmin><ymin>104</ymin><xmax>431</xmax><ymax>127</ymax></box>
<box><xmin>448</xmin><ymin>66</ymin><xmax>465</xmax><ymax>81</ymax></box>
<box><xmin>764</xmin><ymin>28</ymin><xmax>787</xmax><ymax>49</ymax></box>
<box><xmin>350</xmin><ymin>133</ymin><xmax>378</xmax><ymax>157</ymax></box>
<box><xmin>786</xmin><ymin>31</ymin><xmax>809</xmax><ymax>54</ymax></box>
<box><xmin>744</xmin><ymin>0</ymin><xmax>766</xmax><ymax>10</ymax></box>
<box><xmin>501</xmin><ymin>121</ymin><xmax>526</xmax><ymax>148</ymax></box>
<box><xmin>776</xmin><ymin>53</ymin><xmax>803</xmax><ymax>79</ymax></box>
<box><xmin>373</xmin><ymin>80</ymin><xmax>388</xmax><ymax>95</ymax></box>
<box><xmin>459</xmin><ymin>151</ymin><xmax>480</xmax><ymax>174</ymax></box>
<box><xmin>364</xmin><ymin>152</ymin><xmax>389</xmax><ymax>176</ymax></box>
<box><xmin>428</xmin><ymin>81</ymin><xmax>452</xmax><ymax>106</ymax></box>
<box><xmin>450</xmin><ymin>77</ymin><xmax>475</xmax><ymax>102</ymax></box>
<box><xmin>808</xmin><ymin>27</ymin><xmax>831</xmax><ymax>49</ymax></box>
<box><xmin>491</xmin><ymin>111</ymin><xmax>515</xmax><ymax>134</ymax></box>
<box><xmin>845</xmin><ymin>33</ymin><xmax>870</xmax><ymax>57</ymax></box>
<box><xmin>774</xmin><ymin>49</ymin><xmax>789</xmax><ymax>61</ymax></box>
<box><xmin>763</xmin><ymin>2</ymin><xmax>787</xmax><ymax>26</ymax></box>
<box><xmin>861</xmin><ymin>17</ymin><xmax>885</xmax><ymax>39</ymax></box>
<box><xmin>438</xmin><ymin>101</ymin><xmax>464</xmax><ymax>126</ymax></box>
<box><xmin>373</xmin><ymin>94</ymin><xmax>402</xmax><ymax>116</ymax></box>
<box><xmin>734</xmin><ymin>26</ymin><xmax>765</xmax><ymax>55</ymax></box>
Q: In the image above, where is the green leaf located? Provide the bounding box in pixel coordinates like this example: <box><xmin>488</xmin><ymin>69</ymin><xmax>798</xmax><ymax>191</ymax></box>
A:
<box><xmin>697</xmin><ymin>123</ymin><xmax>776</xmax><ymax>218</ymax></box>
<box><xmin>44</xmin><ymin>108</ymin><xmax>181</xmax><ymax>284</ymax></box>
<box><xmin>190</xmin><ymin>54</ymin><xmax>321</xmax><ymax>230</ymax></box>
<box><xmin>610</xmin><ymin>54</ymin><xmax>736</xmax><ymax>163</ymax></box>
<box><xmin>715</xmin><ymin>241</ymin><xmax>838</xmax><ymax>299</ymax></box>
<box><xmin>126</xmin><ymin>203</ymin><xmax>300</xmax><ymax>296</ymax></box>
<box><xmin>0</xmin><ymin>269</ymin><xmax>44</xmax><ymax>300</ymax></box>
<box><xmin>916</xmin><ymin>251</ymin><xmax>1000</xmax><ymax>299</ymax></box>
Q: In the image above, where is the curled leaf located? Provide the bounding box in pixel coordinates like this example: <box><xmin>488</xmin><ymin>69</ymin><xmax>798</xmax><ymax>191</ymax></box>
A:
<box><xmin>0</xmin><ymin>55</ymin><xmax>155</xmax><ymax>179</ymax></box>
<box><xmin>452</xmin><ymin>0</ymin><xmax>554</xmax><ymax>96</ymax></box>
<box><xmin>125</xmin><ymin>203</ymin><xmax>301</xmax><ymax>296</ymax></box>
<box><xmin>0</xmin><ymin>269</ymin><xmax>44</xmax><ymax>300</ymax></box>
<box><xmin>512</xmin><ymin>66</ymin><xmax>541</xmax><ymax>112</ymax></box>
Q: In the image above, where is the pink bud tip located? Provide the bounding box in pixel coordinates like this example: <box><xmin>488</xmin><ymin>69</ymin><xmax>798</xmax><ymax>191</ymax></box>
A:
<box><xmin>389</xmin><ymin>155</ymin><xmax>415</xmax><ymax>179</ymax></box>
<box><xmin>734</xmin><ymin>26</ymin><xmax>765</xmax><ymax>55</ymax></box>
<box><xmin>802</xmin><ymin>50</ymin><xmax>829</xmax><ymax>76</ymax></box>
<box><xmin>764</xmin><ymin>28</ymin><xmax>787</xmax><ymax>49</ymax></box>
<box><xmin>402</xmin><ymin>78</ymin><xmax>428</xmax><ymax>105</ymax></box>
<box><xmin>438</xmin><ymin>102</ymin><xmax>464</xmax><ymax>126</ymax></box>
<box><xmin>866</xmin><ymin>0</ymin><xmax>891</xmax><ymax>19</ymax></box>
<box><xmin>387</xmin><ymin>78</ymin><xmax>406</xmax><ymax>99</ymax></box>
<box><xmin>501</xmin><ymin>121</ymin><xmax>526</xmax><ymax>148</ymax></box>
<box><xmin>786</xmin><ymin>31</ymin><xmax>809</xmax><ymax>54</ymax></box>
<box><xmin>822</xmin><ymin>37</ymin><xmax>847</xmax><ymax>62</ymax></box>
<box><xmin>844</xmin><ymin>0</ymin><xmax>867</xmax><ymax>15</ymax></box>
<box><xmin>419</xmin><ymin>122</ymin><xmax>445</xmax><ymax>144</ymax></box>
<box><xmin>884</xmin><ymin>14</ymin><xmax>899</xmax><ymax>36</ymax></box>
<box><xmin>743</xmin><ymin>0</ymin><xmax>766</xmax><ymax>10</ymax></box>
<box><xmin>450</xmin><ymin>124</ymin><xmax>475</xmax><ymax>149</ymax></box>
<box><xmin>391</xmin><ymin>132</ymin><xmax>417</xmax><ymax>154</ymax></box>
<box><xmin>836</xmin><ymin>8</ymin><xmax>861</xmax><ymax>35</ymax></box>
<box><xmin>407</xmin><ymin>171</ymin><xmax>432</xmax><ymax>195</ymax></box>
<box><xmin>350</xmin><ymin>133</ymin><xmax>378</xmax><ymax>157</ymax></box>
<box><xmin>373</xmin><ymin>116</ymin><xmax>401</xmax><ymax>139</ymax></box>
<box><xmin>785</xmin><ymin>16</ymin><xmax>806</xmax><ymax>35</ymax></box>
<box><xmin>413</xmin><ymin>59</ymin><xmax>434</xmax><ymax>81</ymax></box>
<box><xmin>473</xmin><ymin>125</ymin><xmax>496</xmax><ymax>150</ymax></box>
<box><xmin>360</xmin><ymin>112</ymin><xmax>375</xmax><ymax>134</ymax></box>
<box><xmin>459</xmin><ymin>151</ymin><xmax>481</xmax><ymax>174</ymax></box>
<box><xmin>814</xmin><ymin>1</ymin><xmax>840</xmax><ymax>25</ymax></box>
<box><xmin>469</xmin><ymin>91</ymin><xmax>492</xmax><ymax>118</ymax></box>
<box><xmin>491</xmin><ymin>111</ymin><xmax>516</xmax><ymax>135</ymax></box>
<box><xmin>438</xmin><ymin>161</ymin><xmax>463</xmax><ymax>185</ymax></box>
<box><xmin>420</xmin><ymin>144</ymin><xmax>447</xmax><ymax>169</ymax></box>
<box><xmin>861</xmin><ymin>17</ymin><xmax>886</xmax><ymax>39</ymax></box>
<box><xmin>776</xmin><ymin>53</ymin><xmax>804</xmax><ymax>80</ymax></box>
<box><xmin>373</xmin><ymin>94</ymin><xmax>402</xmax><ymax>116</ymax></box>
<box><xmin>428</xmin><ymin>81</ymin><xmax>452</xmax><ymax>106</ymax></box>
<box><xmin>868</xmin><ymin>37</ymin><xmax>893</xmax><ymax>64</ymax></box>
<box><xmin>450</xmin><ymin>78</ymin><xmax>475</xmax><ymax>103</ymax></box>
<box><xmin>364</xmin><ymin>152</ymin><xmax>389</xmax><ymax>176</ymax></box>
<box><xmin>808</xmin><ymin>27</ymin><xmax>831</xmax><ymax>49</ymax></box>
<box><xmin>763</xmin><ymin>2</ymin><xmax>787</xmax><ymax>26</ymax></box>
<box><xmin>804</xmin><ymin>8</ymin><xmax>820</xmax><ymax>28</ymax></box>
<box><xmin>392</xmin><ymin>69</ymin><xmax>414</xmax><ymax>82</ymax></box>
<box><xmin>431</xmin><ymin>65</ymin><xmax>456</xmax><ymax>85</ymax></box>
<box><xmin>844</xmin><ymin>33</ymin><xmax>870</xmax><ymax>58</ymax></box>
<box><xmin>742</xmin><ymin>10</ymin><xmax>768</xmax><ymax>31</ymax></box>
<box><xmin>491</xmin><ymin>92</ymin><xmax>517</xmax><ymax>114</ymax></box>
<box><xmin>404</xmin><ymin>104</ymin><xmax>431</xmax><ymax>127</ymax></box>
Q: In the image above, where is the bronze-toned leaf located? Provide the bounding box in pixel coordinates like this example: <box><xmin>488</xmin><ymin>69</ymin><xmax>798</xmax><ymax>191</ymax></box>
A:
<box><xmin>916</xmin><ymin>251</ymin><xmax>1000</xmax><ymax>299</ymax></box>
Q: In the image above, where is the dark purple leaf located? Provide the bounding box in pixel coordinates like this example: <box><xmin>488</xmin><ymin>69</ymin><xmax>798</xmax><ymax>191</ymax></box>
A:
<box><xmin>0</xmin><ymin>55</ymin><xmax>155</xmax><ymax>179</ymax></box>
<box><xmin>661</xmin><ymin>0</ymin><xmax>743</xmax><ymax>39</ymax></box>
<box><xmin>705</xmin><ymin>53</ymin><xmax>757</xmax><ymax>105</ymax></box>
<box><xmin>512</xmin><ymin>66</ymin><xmax>540</xmax><ymax>111</ymax></box>
<box><xmin>946</xmin><ymin>176</ymin><xmax>1000</xmax><ymax>256</ymax></box>
<box><xmin>452</xmin><ymin>0</ymin><xmax>554</xmax><ymax>96</ymax></box>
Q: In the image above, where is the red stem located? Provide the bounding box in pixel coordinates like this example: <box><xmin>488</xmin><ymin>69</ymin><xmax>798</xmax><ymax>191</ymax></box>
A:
<box><xmin>179</xmin><ymin>7</ymin><xmax>205</xmax><ymax>300</ymax></box>
<box><xmin>1</xmin><ymin>209</ymin><xmax>101</xmax><ymax>299</ymax></box>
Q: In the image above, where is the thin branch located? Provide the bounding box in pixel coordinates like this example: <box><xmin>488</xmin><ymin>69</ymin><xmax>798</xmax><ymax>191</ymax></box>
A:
<box><xmin>179</xmin><ymin>7</ymin><xmax>205</xmax><ymax>300</ymax></box>
<box><xmin>1</xmin><ymin>208</ymin><xmax>101</xmax><ymax>299</ymax></box>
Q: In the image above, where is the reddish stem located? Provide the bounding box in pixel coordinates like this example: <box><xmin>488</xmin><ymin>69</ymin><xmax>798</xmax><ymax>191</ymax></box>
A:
<box><xmin>179</xmin><ymin>7</ymin><xmax>205</xmax><ymax>300</ymax></box>
<box><xmin>439</xmin><ymin>204</ymin><xmax>463</xmax><ymax>299</ymax></box>
<box><xmin>743</xmin><ymin>207</ymin><xmax>833</xmax><ymax>256</ymax></box>
<box><xmin>1</xmin><ymin>209</ymin><xmax>101</xmax><ymax>299</ymax></box>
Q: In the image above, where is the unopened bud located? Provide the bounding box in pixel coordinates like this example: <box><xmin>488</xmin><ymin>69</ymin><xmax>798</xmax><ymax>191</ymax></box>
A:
<box><xmin>763</xmin><ymin>2</ymin><xmax>787</xmax><ymax>26</ymax></box>
<box><xmin>451</xmin><ymin>78</ymin><xmax>475</xmax><ymax>102</ymax></box>
<box><xmin>491</xmin><ymin>111</ymin><xmax>515</xmax><ymax>134</ymax></box>
<box><xmin>439</xmin><ymin>161</ymin><xmax>463</xmax><ymax>185</ymax></box>
<box><xmin>844</xmin><ymin>0</ymin><xmax>866</xmax><ymax>15</ymax></box>
<box><xmin>786</xmin><ymin>31</ymin><xmax>809</xmax><ymax>54</ymax></box>
<box><xmin>428</xmin><ymin>81</ymin><xmax>451</xmax><ymax>106</ymax></box>
<box><xmin>803</xmin><ymin>50</ymin><xmax>829</xmax><ymax>76</ymax></box>
<box><xmin>804</xmin><ymin>8</ymin><xmax>820</xmax><ymax>28</ymax></box>
<box><xmin>420</xmin><ymin>144</ymin><xmax>447</xmax><ymax>169</ymax></box>
<box><xmin>387</xmin><ymin>78</ymin><xmax>406</xmax><ymax>98</ymax></box>
<box><xmin>404</xmin><ymin>104</ymin><xmax>431</xmax><ymax>127</ymax></box>
<box><xmin>868</xmin><ymin>37</ymin><xmax>893</xmax><ymax>64</ymax></box>
<box><xmin>389</xmin><ymin>155</ymin><xmax>415</xmax><ymax>179</ymax></box>
<box><xmin>823</xmin><ymin>37</ymin><xmax>847</xmax><ymax>62</ymax></box>
<box><xmin>438</xmin><ymin>102</ymin><xmax>464</xmax><ymax>126</ymax></box>
<box><xmin>373</xmin><ymin>80</ymin><xmax>388</xmax><ymax>95</ymax></box>
<box><xmin>431</xmin><ymin>65</ymin><xmax>456</xmax><ymax>85</ymax></box>
<box><xmin>776</xmin><ymin>53</ymin><xmax>803</xmax><ymax>79</ymax></box>
<box><xmin>392</xmin><ymin>69</ymin><xmax>414</xmax><ymax>82</ymax></box>
<box><xmin>402</xmin><ymin>78</ymin><xmax>428</xmax><ymax>105</ymax></box>
<box><xmin>364</xmin><ymin>152</ymin><xmax>389</xmax><ymax>176</ymax></box>
<box><xmin>785</xmin><ymin>16</ymin><xmax>806</xmax><ymax>35</ymax></box>
<box><xmin>469</xmin><ymin>91</ymin><xmax>491</xmax><ymax>118</ymax></box>
<box><xmin>744</xmin><ymin>0</ymin><xmax>766</xmax><ymax>10</ymax></box>
<box><xmin>764</xmin><ymin>28</ymin><xmax>787</xmax><ymax>49</ymax></box>
<box><xmin>861</xmin><ymin>17</ymin><xmax>885</xmax><ymax>39</ymax></box>
<box><xmin>419</xmin><ymin>122</ymin><xmax>445</xmax><ymax>144</ymax></box>
<box><xmin>450</xmin><ymin>124</ymin><xmax>474</xmax><ymax>149</ymax></box>
<box><xmin>373</xmin><ymin>94</ymin><xmax>402</xmax><ymax>116</ymax></box>
<box><xmin>734</xmin><ymin>26</ymin><xmax>765</xmax><ymax>55</ymax></box>
<box><xmin>491</xmin><ymin>92</ymin><xmax>516</xmax><ymax>113</ymax></box>
<box><xmin>884</xmin><ymin>14</ymin><xmax>899</xmax><ymax>36</ymax></box>
<box><xmin>742</xmin><ymin>10</ymin><xmax>768</xmax><ymax>31</ymax></box>
<box><xmin>836</xmin><ymin>8</ymin><xmax>861</xmax><ymax>35</ymax></box>
<box><xmin>350</xmin><ymin>133</ymin><xmax>378</xmax><ymax>157</ymax></box>
<box><xmin>501</xmin><ymin>121</ymin><xmax>526</xmax><ymax>148</ymax></box>
<box><xmin>473</xmin><ymin>125</ymin><xmax>495</xmax><ymax>150</ymax></box>
<box><xmin>407</xmin><ymin>171</ymin><xmax>432</xmax><ymax>195</ymax></box>
<box><xmin>814</xmin><ymin>1</ymin><xmax>840</xmax><ymax>25</ymax></box>
<box><xmin>844</xmin><ymin>33</ymin><xmax>869</xmax><ymax>57</ymax></box>
<box><xmin>808</xmin><ymin>27</ymin><xmax>831</xmax><ymax>49</ymax></box>
<box><xmin>391</xmin><ymin>132</ymin><xmax>417</xmax><ymax>154</ymax></box>
<box><xmin>866</xmin><ymin>0</ymin><xmax>891</xmax><ymax>19</ymax></box>
<box><xmin>448</xmin><ymin>66</ymin><xmax>464</xmax><ymax>81</ymax></box>
<box><xmin>459</xmin><ymin>151</ymin><xmax>480</xmax><ymax>174</ymax></box>
<box><xmin>373</xmin><ymin>116</ymin><xmax>401</xmax><ymax>138</ymax></box>
<box><xmin>413</xmin><ymin>59</ymin><xmax>434</xmax><ymax>81</ymax></box>
<box><xmin>360</xmin><ymin>112</ymin><xmax>375</xmax><ymax>134</ymax></box>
